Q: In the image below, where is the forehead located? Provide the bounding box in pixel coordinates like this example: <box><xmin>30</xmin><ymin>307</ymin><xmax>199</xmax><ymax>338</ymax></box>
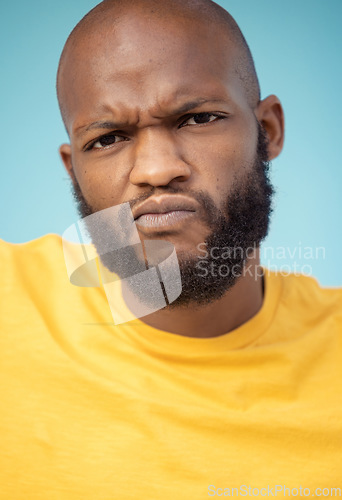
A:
<box><xmin>60</xmin><ymin>12</ymin><xmax>243</xmax><ymax>131</ymax></box>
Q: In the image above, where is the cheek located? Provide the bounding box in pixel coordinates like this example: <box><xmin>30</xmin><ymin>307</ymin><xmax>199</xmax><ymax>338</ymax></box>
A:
<box><xmin>72</xmin><ymin>153</ymin><xmax>128</xmax><ymax>210</ymax></box>
<box><xmin>182</xmin><ymin>124</ymin><xmax>256</xmax><ymax>200</ymax></box>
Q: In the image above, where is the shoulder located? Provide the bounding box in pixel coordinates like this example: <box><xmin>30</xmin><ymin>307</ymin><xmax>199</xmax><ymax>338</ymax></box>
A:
<box><xmin>0</xmin><ymin>233</ymin><xmax>63</xmax><ymax>258</ymax></box>
<box><xmin>0</xmin><ymin>234</ymin><xmax>65</xmax><ymax>283</ymax></box>
<box><xmin>279</xmin><ymin>271</ymin><xmax>341</xmax><ymax>305</ymax></box>
<box><xmin>267</xmin><ymin>269</ymin><xmax>342</xmax><ymax>328</ymax></box>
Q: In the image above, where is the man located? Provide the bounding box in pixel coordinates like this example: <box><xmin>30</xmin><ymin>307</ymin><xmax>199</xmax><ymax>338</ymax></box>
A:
<box><xmin>0</xmin><ymin>0</ymin><xmax>341</xmax><ymax>498</ymax></box>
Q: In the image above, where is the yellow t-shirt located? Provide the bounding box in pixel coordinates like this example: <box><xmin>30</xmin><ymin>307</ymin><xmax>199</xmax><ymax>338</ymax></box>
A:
<box><xmin>1</xmin><ymin>234</ymin><xmax>341</xmax><ymax>499</ymax></box>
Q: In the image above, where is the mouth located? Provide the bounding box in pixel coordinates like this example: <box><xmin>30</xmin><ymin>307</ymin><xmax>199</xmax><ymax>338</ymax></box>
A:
<box><xmin>135</xmin><ymin>209</ymin><xmax>196</xmax><ymax>228</ymax></box>
<box><xmin>132</xmin><ymin>195</ymin><xmax>198</xmax><ymax>230</ymax></box>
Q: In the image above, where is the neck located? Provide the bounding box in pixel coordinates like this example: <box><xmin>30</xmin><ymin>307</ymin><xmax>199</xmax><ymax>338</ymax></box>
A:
<box><xmin>137</xmin><ymin>253</ymin><xmax>264</xmax><ymax>338</ymax></box>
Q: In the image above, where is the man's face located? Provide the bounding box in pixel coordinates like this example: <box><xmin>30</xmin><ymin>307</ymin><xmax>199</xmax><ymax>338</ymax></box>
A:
<box><xmin>61</xmin><ymin>13</ymin><xmax>261</xmax><ymax>247</ymax></box>
<box><xmin>59</xmin><ymin>11</ymin><xmax>279</xmax><ymax>306</ymax></box>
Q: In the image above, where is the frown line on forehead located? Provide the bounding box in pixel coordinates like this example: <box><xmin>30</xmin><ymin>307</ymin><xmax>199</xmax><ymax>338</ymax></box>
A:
<box><xmin>73</xmin><ymin>97</ymin><xmax>232</xmax><ymax>137</ymax></box>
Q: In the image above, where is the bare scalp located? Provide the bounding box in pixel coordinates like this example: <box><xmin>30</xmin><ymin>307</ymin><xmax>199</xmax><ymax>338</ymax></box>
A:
<box><xmin>56</xmin><ymin>0</ymin><xmax>260</xmax><ymax>130</ymax></box>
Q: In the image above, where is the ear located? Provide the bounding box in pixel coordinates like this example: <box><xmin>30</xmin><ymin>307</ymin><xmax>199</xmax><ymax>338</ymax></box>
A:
<box><xmin>59</xmin><ymin>143</ymin><xmax>76</xmax><ymax>183</ymax></box>
<box><xmin>255</xmin><ymin>95</ymin><xmax>285</xmax><ymax>161</ymax></box>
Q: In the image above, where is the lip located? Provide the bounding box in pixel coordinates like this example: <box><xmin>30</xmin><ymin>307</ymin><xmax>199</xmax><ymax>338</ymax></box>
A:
<box><xmin>132</xmin><ymin>195</ymin><xmax>198</xmax><ymax>220</ymax></box>
<box><xmin>135</xmin><ymin>210</ymin><xmax>196</xmax><ymax>228</ymax></box>
<box><xmin>132</xmin><ymin>195</ymin><xmax>198</xmax><ymax>229</ymax></box>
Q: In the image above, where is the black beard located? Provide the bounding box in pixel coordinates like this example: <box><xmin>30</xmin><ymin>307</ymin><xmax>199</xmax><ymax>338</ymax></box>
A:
<box><xmin>70</xmin><ymin>122</ymin><xmax>274</xmax><ymax>311</ymax></box>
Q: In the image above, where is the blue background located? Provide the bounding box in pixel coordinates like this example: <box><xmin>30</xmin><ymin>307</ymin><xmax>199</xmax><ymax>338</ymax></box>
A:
<box><xmin>1</xmin><ymin>0</ymin><xmax>341</xmax><ymax>286</ymax></box>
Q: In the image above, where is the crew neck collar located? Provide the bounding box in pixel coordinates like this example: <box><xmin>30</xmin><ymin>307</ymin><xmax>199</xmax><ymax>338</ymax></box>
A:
<box><xmin>114</xmin><ymin>269</ymin><xmax>284</xmax><ymax>356</ymax></box>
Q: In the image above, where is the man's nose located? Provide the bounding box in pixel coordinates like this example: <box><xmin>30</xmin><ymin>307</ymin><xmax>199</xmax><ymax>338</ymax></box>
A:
<box><xmin>129</xmin><ymin>128</ymin><xmax>191</xmax><ymax>187</ymax></box>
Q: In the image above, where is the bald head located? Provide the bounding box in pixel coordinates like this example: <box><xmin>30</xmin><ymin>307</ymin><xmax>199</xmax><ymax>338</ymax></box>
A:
<box><xmin>56</xmin><ymin>0</ymin><xmax>260</xmax><ymax>131</ymax></box>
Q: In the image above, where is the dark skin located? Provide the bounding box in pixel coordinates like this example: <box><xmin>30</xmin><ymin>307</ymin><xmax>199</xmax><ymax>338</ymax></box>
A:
<box><xmin>59</xmin><ymin>6</ymin><xmax>284</xmax><ymax>338</ymax></box>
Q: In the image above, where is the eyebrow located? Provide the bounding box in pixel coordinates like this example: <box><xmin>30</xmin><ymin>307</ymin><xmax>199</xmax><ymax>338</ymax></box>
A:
<box><xmin>74</xmin><ymin>97</ymin><xmax>228</xmax><ymax>137</ymax></box>
<box><xmin>170</xmin><ymin>97</ymin><xmax>227</xmax><ymax>115</ymax></box>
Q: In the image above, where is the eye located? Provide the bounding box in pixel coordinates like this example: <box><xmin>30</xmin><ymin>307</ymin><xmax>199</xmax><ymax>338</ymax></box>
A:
<box><xmin>179</xmin><ymin>112</ymin><xmax>223</xmax><ymax>127</ymax></box>
<box><xmin>85</xmin><ymin>133</ymin><xmax>127</xmax><ymax>151</ymax></box>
